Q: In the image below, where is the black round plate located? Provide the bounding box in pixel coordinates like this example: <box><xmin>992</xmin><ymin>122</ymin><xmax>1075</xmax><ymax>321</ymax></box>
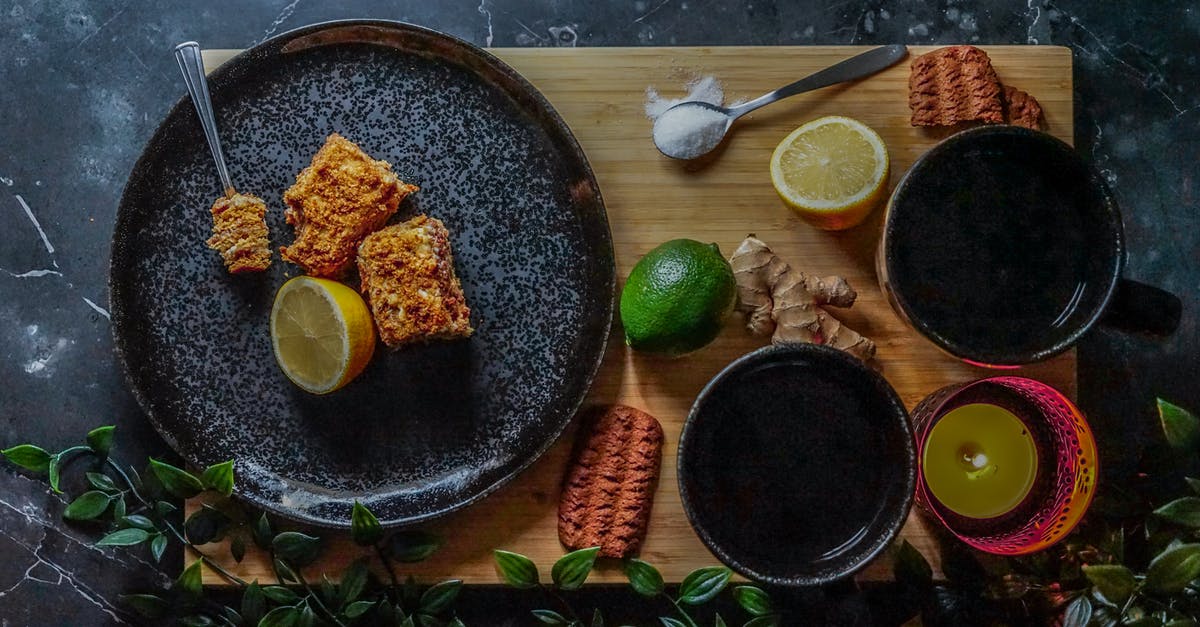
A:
<box><xmin>110</xmin><ymin>21</ymin><xmax>614</xmax><ymax>528</ymax></box>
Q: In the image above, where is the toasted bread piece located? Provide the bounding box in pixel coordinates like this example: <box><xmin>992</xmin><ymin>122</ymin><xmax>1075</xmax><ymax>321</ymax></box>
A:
<box><xmin>909</xmin><ymin>45</ymin><xmax>1004</xmax><ymax>127</ymax></box>
<box><xmin>558</xmin><ymin>405</ymin><xmax>664</xmax><ymax>558</ymax></box>
<box><xmin>207</xmin><ymin>192</ymin><xmax>271</xmax><ymax>273</ymax></box>
<box><xmin>356</xmin><ymin>215</ymin><xmax>472</xmax><ymax>348</ymax></box>
<box><xmin>1001</xmin><ymin>85</ymin><xmax>1045</xmax><ymax>130</ymax></box>
<box><xmin>281</xmin><ymin>134</ymin><xmax>418</xmax><ymax>277</ymax></box>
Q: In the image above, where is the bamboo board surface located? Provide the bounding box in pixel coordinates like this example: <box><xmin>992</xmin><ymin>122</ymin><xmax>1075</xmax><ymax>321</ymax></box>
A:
<box><xmin>190</xmin><ymin>45</ymin><xmax>1075</xmax><ymax>585</ymax></box>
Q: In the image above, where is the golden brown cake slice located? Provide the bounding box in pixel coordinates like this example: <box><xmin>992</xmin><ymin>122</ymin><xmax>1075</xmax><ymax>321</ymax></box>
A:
<box><xmin>206</xmin><ymin>192</ymin><xmax>271</xmax><ymax>273</ymax></box>
<box><xmin>281</xmin><ymin>133</ymin><xmax>419</xmax><ymax>277</ymax></box>
<box><xmin>356</xmin><ymin>215</ymin><xmax>472</xmax><ymax>348</ymax></box>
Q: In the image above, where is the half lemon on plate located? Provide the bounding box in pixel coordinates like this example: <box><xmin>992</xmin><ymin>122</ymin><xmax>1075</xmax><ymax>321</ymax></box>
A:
<box><xmin>770</xmin><ymin>115</ymin><xmax>890</xmax><ymax>231</ymax></box>
<box><xmin>270</xmin><ymin>276</ymin><xmax>376</xmax><ymax>394</ymax></box>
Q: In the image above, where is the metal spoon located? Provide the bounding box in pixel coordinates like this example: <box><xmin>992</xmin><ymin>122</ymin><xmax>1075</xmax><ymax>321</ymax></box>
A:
<box><xmin>173</xmin><ymin>41</ymin><xmax>236</xmax><ymax>197</ymax></box>
<box><xmin>652</xmin><ymin>44</ymin><xmax>909</xmax><ymax>160</ymax></box>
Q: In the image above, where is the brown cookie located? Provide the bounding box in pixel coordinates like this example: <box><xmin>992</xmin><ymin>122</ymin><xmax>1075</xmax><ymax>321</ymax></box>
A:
<box><xmin>1001</xmin><ymin>85</ymin><xmax>1045</xmax><ymax>130</ymax></box>
<box><xmin>558</xmin><ymin>405</ymin><xmax>664</xmax><ymax>558</ymax></box>
<box><xmin>908</xmin><ymin>45</ymin><xmax>1004</xmax><ymax>126</ymax></box>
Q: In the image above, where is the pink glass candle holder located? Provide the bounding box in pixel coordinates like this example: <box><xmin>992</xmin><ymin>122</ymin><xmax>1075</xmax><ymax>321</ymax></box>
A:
<box><xmin>911</xmin><ymin>376</ymin><xmax>1098</xmax><ymax>555</ymax></box>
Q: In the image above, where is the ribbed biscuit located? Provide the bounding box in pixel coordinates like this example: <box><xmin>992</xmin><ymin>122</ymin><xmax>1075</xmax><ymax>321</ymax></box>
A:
<box><xmin>1001</xmin><ymin>85</ymin><xmax>1045</xmax><ymax>130</ymax></box>
<box><xmin>558</xmin><ymin>405</ymin><xmax>664</xmax><ymax>558</ymax></box>
<box><xmin>908</xmin><ymin>45</ymin><xmax>1004</xmax><ymax>126</ymax></box>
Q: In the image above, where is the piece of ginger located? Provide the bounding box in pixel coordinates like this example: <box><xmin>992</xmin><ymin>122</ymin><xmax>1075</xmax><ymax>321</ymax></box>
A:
<box><xmin>729</xmin><ymin>236</ymin><xmax>876</xmax><ymax>361</ymax></box>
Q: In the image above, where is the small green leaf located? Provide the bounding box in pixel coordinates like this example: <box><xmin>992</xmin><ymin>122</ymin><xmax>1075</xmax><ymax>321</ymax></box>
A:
<box><xmin>400</xmin><ymin>617</ymin><xmax>416</xmax><ymax>627</ymax></box>
<box><xmin>298</xmin><ymin>607</ymin><xmax>316</xmax><ymax>627</ymax></box>
<box><xmin>262</xmin><ymin>585</ymin><xmax>300</xmax><ymax>604</ymax></box>
<box><xmin>200</xmin><ymin>460</ymin><xmax>235</xmax><ymax>496</ymax></box>
<box><xmin>743</xmin><ymin>617</ymin><xmax>781</xmax><ymax>627</ymax></box>
<box><xmin>659</xmin><ymin>618</ymin><xmax>687</xmax><ymax>627</ymax></box>
<box><xmin>185</xmin><ymin>506</ymin><xmax>230</xmax><ymax>545</ymax></box>
<box><xmin>339</xmin><ymin>557</ymin><xmax>369</xmax><ymax>604</ymax></box>
<box><xmin>259</xmin><ymin>606</ymin><xmax>301</xmax><ymax>627</ymax></box>
<box><xmin>96</xmin><ymin>527</ymin><xmax>149</xmax><ymax>546</ymax></box>
<box><xmin>345</xmin><ymin>600</ymin><xmax>376</xmax><ymax>619</ymax></box>
<box><xmin>1062</xmin><ymin>596</ymin><xmax>1092</xmax><ymax>627</ymax></box>
<box><xmin>493</xmin><ymin>550</ymin><xmax>539</xmax><ymax>588</ymax></box>
<box><xmin>532</xmin><ymin>609</ymin><xmax>570</xmax><ymax>625</ymax></box>
<box><xmin>447</xmin><ymin>618</ymin><xmax>466</xmax><ymax>627</ymax></box>
<box><xmin>175</xmin><ymin>559</ymin><xmax>202</xmax><ymax>597</ymax></box>
<box><xmin>120</xmin><ymin>593</ymin><xmax>169</xmax><ymax>619</ymax></box>
<box><xmin>150</xmin><ymin>534</ymin><xmax>167</xmax><ymax>562</ymax></box>
<box><xmin>223</xmin><ymin>606</ymin><xmax>243</xmax><ymax>626</ymax></box>
<box><xmin>85</xmin><ymin>472</ymin><xmax>118</xmax><ymax>493</ymax></box>
<box><xmin>591</xmin><ymin>608</ymin><xmax>604</xmax><ymax>627</ymax></box>
<box><xmin>420</xmin><ymin>579</ymin><xmax>463</xmax><ymax>614</ymax></box>
<box><xmin>714</xmin><ymin>614</ymin><xmax>727</xmax><ymax>627</ymax></box>
<box><xmin>63</xmin><ymin>491</ymin><xmax>112</xmax><ymax>521</ymax></box>
<box><xmin>624</xmin><ymin>558</ymin><xmax>664</xmax><ymax>597</ymax></box>
<box><xmin>179</xmin><ymin>615</ymin><xmax>214</xmax><ymax>627</ymax></box>
<box><xmin>156</xmin><ymin>500</ymin><xmax>177</xmax><ymax>516</ymax></box>
<box><xmin>273</xmin><ymin>558</ymin><xmax>298</xmax><ymax>583</ymax></box>
<box><xmin>388</xmin><ymin>530</ymin><xmax>443</xmax><ymax>562</ymax></box>
<box><xmin>677</xmin><ymin>566</ymin><xmax>732</xmax><ymax>606</ymax></box>
<box><xmin>148</xmin><ymin>458</ymin><xmax>203</xmax><ymax>499</ymax></box>
<box><xmin>252</xmin><ymin>512</ymin><xmax>273</xmax><ymax>549</ymax></box>
<box><xmin>351</xmin><ymin>501</ymin><xmax>383</xmax><ymax>546</ymax></box>
<box><xmin>1186</xmin><ymin>478</ymin><xmax>1200</xmax><ymax>495</ymax></box>
<box><xmin>1155</xmin><ymin>497</ymin><xmax>1200</xmax><ymax>528</ymax></box>
<box><xmin>1146</xmin><ymin>543</ymin><xmax>1200</xmax><ymax>593</ymax></box>
<box><xmin>893</xmin><ymin>540</ymin><xmax>933</xmax><ymax>589</ymax></box>
<box><xmin>272</xmin><ymin>531</ymin><xmax>321</xmax><ymax>566</ymax></box>
<box><xmin>48</xmin><ymin>454</ymin><xmax>62</xmax><ymax>493</ymax></box>
<box><xmin>733</xmin><ymin>585</ymin><xmax>773</xmax><ymax>616</ymax></box>
<box><xmin>1082</xmin><ymin>565</ymin><xmax>1136</xmax><ymax>604</ymax></box>
<box><xmin>86</xmin><ymin>425</ymin><xmax>115</xmax><ymax>458</ymax></box>
<box><xmin>2</xmin><ymin>444</ymin><xmax>51</xmax><ymax>472</ymax></box>
<box><xmin>241</xmin><ymin>581</ymin><xmax>266</xmax><ymax>623</ymax></box>
<box><xmin>1160</xmin><ymin>399</ymin><xmax>1200</xmax><ymax>452</ymax></box>
<box><xmin>111</xmin><ymin>495</ymin><xmax>126</xmax><ymax>521</ymax></box>
<box><xmin>121</xmin><ymin>514</ymin><xmax>155</xmax><ymax>530</ymax></box>
<box><xmin>551</xmin><ymin>546</ymin><xmax>600</xmax><ymax>591</ymax></box>
<box><xmin>231</xmin><ymin>535</ymin><xmax>246</xmax><ymax>563</ymax></box>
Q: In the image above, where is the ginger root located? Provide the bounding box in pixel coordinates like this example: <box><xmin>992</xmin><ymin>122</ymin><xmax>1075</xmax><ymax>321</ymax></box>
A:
<box><xmin>729</xmin><ymin>236</ymin><xmax>876</xmax><ymax>361</ymax></box>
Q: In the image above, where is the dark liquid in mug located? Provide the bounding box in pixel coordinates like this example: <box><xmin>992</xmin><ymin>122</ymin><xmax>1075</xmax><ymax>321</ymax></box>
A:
<box><xmin>886</xmin><ymin>133</ymin><xmax>1120</xmax><ymax>363</ymax></box>
<box><xmin>683</xmin><ymin>360</ymin><xmax>906</xmax><ymax>567</ymax></box>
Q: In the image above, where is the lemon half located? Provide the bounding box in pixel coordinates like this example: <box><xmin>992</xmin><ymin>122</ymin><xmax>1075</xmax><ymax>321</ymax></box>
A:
<box><xmin>770</xmin><ymin>115</ymin><xmax>890</xmax><ymax>231</ymax></box>
<box><xmin>270</xmin><ymin>276</ymin><xmax>376</xmax><ymax>394</ymax></box>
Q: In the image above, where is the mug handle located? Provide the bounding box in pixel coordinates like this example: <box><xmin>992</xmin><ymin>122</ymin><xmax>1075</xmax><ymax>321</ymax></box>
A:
<box><xmin>1101</xmin><ymin>278</ymin><xmax>1182</xmax><ymax>336</ymax></box>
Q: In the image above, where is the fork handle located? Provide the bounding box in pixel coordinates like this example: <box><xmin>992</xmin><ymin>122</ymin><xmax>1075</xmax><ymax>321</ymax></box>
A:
<box><xmin>173</xmin><ymin>41</ymin><xmax>234</xmax><ymax>196</ymax></box>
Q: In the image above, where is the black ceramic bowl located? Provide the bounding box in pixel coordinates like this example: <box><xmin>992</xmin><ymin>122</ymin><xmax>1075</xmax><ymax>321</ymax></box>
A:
<box><xmin>678</xmin><ymin>344</ymin><xmax>916</xmax><ymax>586</ymax></box>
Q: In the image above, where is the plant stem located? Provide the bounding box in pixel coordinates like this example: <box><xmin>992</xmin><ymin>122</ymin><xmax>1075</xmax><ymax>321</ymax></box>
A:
<box><xmin>667</xmin><ymin>596</ymin><xmax>700</xmax><ymax>627</ymax></box>
<box><xmin>542</xmin><ymin>584</ymin><xmax>582</xmax><ymax>625</ymax></box>
<box><xmin>104</xmin><ymin>459</ymin><xmax>149</xmax><ymax>506</ymax></box>
<box><xmin>375</xmin><ymin>544</ymin><xmax>401</xmax><ymax>597</ymax></box>
<box><xmin>281</xmin><ymin>556</ymin><xmax>346</xmax><ymax>627</ymax></box>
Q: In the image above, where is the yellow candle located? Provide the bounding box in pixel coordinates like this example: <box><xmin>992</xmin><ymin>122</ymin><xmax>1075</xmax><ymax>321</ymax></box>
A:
<box><xmin>922</xmin><ymin>403</ymin><xmax>1038</xmax><ymax>519</ymax></box>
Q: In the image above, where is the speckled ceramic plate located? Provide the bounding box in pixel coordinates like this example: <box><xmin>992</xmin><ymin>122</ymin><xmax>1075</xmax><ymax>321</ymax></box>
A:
<box><xmin>110</xmin><ymin>20</ymin><xmax>613</xmax><ymax>528</ymax></box>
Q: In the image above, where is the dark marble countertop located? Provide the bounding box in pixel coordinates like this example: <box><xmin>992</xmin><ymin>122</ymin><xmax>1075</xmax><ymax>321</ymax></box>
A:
<box><xmin>1</xmin><ymin>1</ymin><xmax>1196</xmax><ymax>625</ymax></box>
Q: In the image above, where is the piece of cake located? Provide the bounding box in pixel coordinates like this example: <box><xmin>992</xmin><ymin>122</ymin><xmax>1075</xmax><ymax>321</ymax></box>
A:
<box><xmin>908</xmin><ymin>45</ymin><xmax>1004</xmax><ymax>127</ymax></box>
<box><xmin>356</xmin><ymin>215</ymin><xmax>472</xmax><ymax>348</ymax></box>
<box><xmin>558</xmin><ymin>405</ymin><xmax>664</xmax><ymax>558</ymax></box>
<box><xmin>281</xmin><ymin>133</ymin><xmax>419</xmax><ymax>277</ymax></box>
<box><xmin>1001</xmin><ymin>85</ymin><xmax>1045</xmax><ymax>130</ymax></box>
<box><xmin>206</xmin><ymin>192</ymin><xmax>271</xmax><ymax>273</ymax></box>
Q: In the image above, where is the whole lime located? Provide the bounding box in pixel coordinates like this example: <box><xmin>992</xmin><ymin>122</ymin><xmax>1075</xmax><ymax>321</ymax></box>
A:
<box><xmin>620</xmin><ymin>239</ymin><xmax>736</xmax><ymax>356</ymax></box>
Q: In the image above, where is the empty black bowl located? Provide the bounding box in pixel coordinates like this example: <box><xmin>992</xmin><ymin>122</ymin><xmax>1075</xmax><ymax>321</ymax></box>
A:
<box><xmin>678</xmin><ymin>344</ymin><xmax>916</xmax><ymax>586</ymax></box>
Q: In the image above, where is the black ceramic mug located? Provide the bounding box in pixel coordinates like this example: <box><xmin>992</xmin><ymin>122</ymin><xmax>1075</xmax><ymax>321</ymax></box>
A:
<box><xmin>877</xmin><ymin>126</ymin><xmax>1181</xmax><ymax>367</ymax></box>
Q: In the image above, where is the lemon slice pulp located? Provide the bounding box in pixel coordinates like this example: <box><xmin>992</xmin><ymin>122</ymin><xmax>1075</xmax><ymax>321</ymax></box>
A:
<box><xmin>270</xmin><ymin>276</ymin><xmax>376</xmax><ymax>394</ymax></box>
<box><xmin>770</xmin><ymin>115</ymin><xmax>890</xmax><ymax>230</ymax></box>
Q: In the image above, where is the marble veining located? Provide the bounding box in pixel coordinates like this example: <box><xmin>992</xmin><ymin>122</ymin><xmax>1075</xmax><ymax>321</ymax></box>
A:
<box><xmin>1</xmin><ymin>1</ymin><xmax>1197</xmax><ymax>623</ymax></box>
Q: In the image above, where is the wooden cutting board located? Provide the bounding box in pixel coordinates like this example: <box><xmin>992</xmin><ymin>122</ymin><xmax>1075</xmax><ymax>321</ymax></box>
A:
<box><xmin>190</xmin><ymin>45</ymin><xmax>1075</xmax><ymax>585</ymax></box>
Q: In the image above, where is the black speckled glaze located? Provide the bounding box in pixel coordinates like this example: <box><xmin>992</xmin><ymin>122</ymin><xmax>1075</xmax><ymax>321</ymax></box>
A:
<box><xmin>678</xmin><ymin>344</ymin><xmax>915</xmax><ymax>587</ymax></box>
<box><xmin>109</xmin><ymin>20</ymin><xmax>614</xmax><ymax>528</ymax></box>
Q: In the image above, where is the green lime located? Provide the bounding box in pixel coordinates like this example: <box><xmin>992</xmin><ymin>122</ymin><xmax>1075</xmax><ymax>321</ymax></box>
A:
<box><xmin>620</xmin><ymin>239</ymin><xmax>736</xmax><ymax>356</ymax></box>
